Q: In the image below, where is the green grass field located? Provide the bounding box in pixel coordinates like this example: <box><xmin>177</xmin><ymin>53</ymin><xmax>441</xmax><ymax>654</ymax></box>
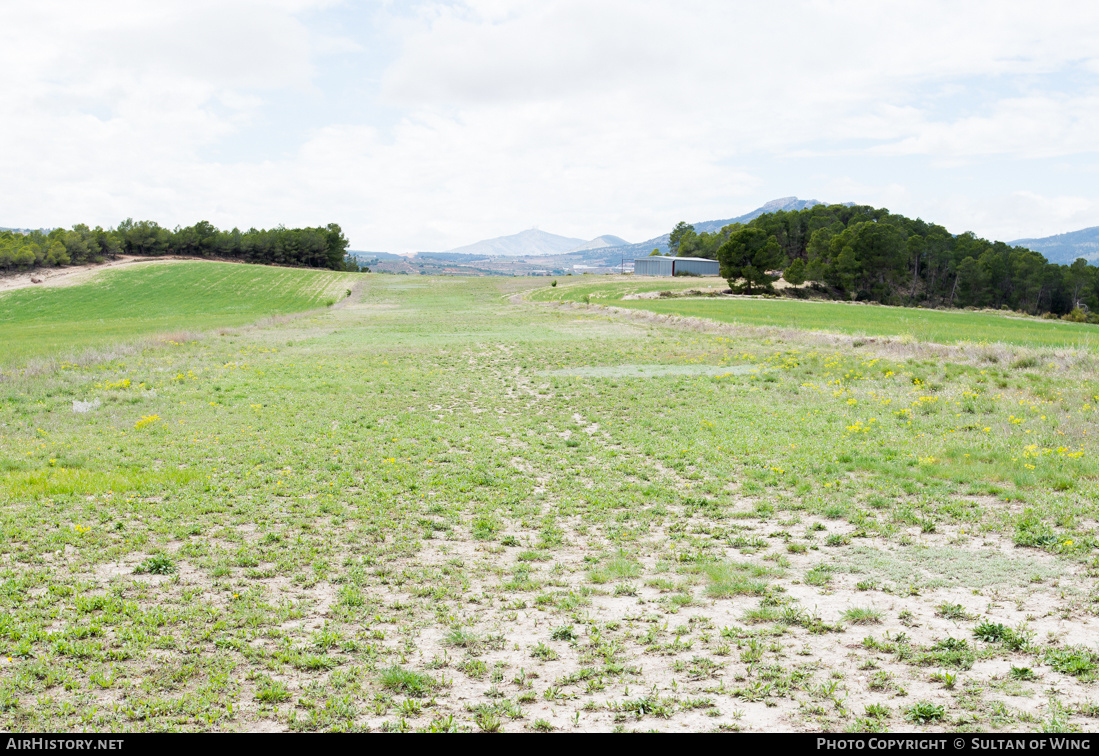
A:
<box><xmin>532</xmin><ymin>276</ymin><xmax>1099</xmax><ymax>351</ymax></box>
<box><xmin>0</xmin><ymin>262</ymin><xmax>355</xmax><ymax>370</ymax></box>
<box><xmin>1</xmin><ymin>270</ymin><xmax>1098</xmax><ymax>732</ymax></box>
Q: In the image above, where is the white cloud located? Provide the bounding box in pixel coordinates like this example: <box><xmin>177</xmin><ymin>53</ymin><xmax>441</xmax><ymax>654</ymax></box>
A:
<box><xmin>869</xmin><ymin>96</ymin><xmax>1099</xmax><ymax>160</ymax></box>
<box><xmin>932</xmin><ymin>191</ymin><xmax>1099</xmax><ymax>241</ymax></box>
<box><xmin>0</xmin><ymin>0</ymin><xmax>337</xmax><ymax>224</ymax></box>
<box><xmin>4</xmin><ymin>0</ymin><xmax>1099</xmax><ymax>249</ymax></box>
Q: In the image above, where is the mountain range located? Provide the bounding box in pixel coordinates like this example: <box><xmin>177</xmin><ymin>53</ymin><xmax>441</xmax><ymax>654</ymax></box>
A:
<box><xmin>421</xmin><ymin>198</ymin><xmax>1099</xmax><ymax>267</ymax></box>
<box><xmin>429</xmin><ymin>197</ymin><xmax>828</xmax><ymax>259</ymax></box>
<box><xmin>7</xmin><ymin>204</ymin><xmax>1099</xmax><ymax>267</ymax></box>
<box><xmin>592</xmin><ymin>196</ymin><xmax>833</xmax><ymax>258</ymax></box>
<box><xmin>434</xmin><ymin>230</ymin><xmax>631</xmax><ymax>258</ymax></box>
<box><xmin>1010</xmin><ymin>227</ymin><xmax>1099</xmax><ymax>265</ymax></box>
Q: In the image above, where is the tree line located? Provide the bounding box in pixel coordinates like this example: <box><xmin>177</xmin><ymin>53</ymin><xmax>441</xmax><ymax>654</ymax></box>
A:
<box><xmin>667</xmin><ymin>205</ymin><xmax>1099</xmax><ymax>319</ymax></box>
<box><xmin>0</xmin><ymin>220</ymin><xmax>362</xmax><ymax>273</ymax></box>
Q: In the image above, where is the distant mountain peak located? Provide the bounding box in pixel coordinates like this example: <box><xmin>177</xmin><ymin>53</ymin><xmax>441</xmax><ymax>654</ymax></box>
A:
<box><xmin>565</xmin><ymin>235</ymin><xmax>631</xmax><ymax>253</ymax></box>
<box><xmin>756</xmin><ymin>196</ymin><xmax>811</xmax><ymax>213</ymax></box>
<box><xmin>443</xmin><ymin>228</ymin><xmax>587</xmax><ymax>257</ymax></box>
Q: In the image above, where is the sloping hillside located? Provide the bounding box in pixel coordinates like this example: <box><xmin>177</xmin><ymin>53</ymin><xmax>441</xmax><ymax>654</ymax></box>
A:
<box><xmin>0</xmin><ymin>260</ymin><xmax>356</xmax><ymax>368</ymax></box>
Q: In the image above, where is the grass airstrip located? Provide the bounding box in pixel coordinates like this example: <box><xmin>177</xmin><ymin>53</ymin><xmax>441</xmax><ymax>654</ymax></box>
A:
<box><xmin>0</xmin><ymin>266</ymin><xmax>1098</xmax><ymax>732</ymax></box>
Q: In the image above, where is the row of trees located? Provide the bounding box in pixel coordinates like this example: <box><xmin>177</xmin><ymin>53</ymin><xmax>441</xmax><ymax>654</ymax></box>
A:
<box><xmin>0</xmin><ymin>220</ymin><xmax>360</xmax><ymax>273</ymax></box>
<box><xmin>668</xmin><ymin>205</ymin><xmax>1099</xmax><ymax>316</ymax></box>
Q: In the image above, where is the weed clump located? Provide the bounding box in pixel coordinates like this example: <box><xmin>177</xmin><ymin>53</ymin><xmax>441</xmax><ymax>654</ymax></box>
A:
<box><xmin>255</xmin><ymin>677</ymin><xmax>291</xmax><ymax>703</ymax></box>
<box><xmin>917</xmin><ymin>638</ymin><xmax>975</xmax><ymax>670</ymax></box>
<box><xmin>551</xmin><ymin>626</ymin><xmax>577</xmax><ymax>641</ymax></box>
<box><xmin>1014</xmin><ymin>512</ymin><xmax>1059</xmax><ymax>549</ymax></box>
<box><xmin>905</xmin><ymin>701</ymin><xmax>946</xmax><ymax>724</ymax></box>
<box><xmin>1010</xmin><ymin>666</ymin><xmax>1036</xmax><ymax>681</ymax></box>
<box><xmin>935</xmin><ymin>603</ymin><xmax>974</xmax><ymax>621</ymax></box>
<box><xmin>530</xmin><ymin>642</ymin><xmax>558</xmax><ymax>661</ymax></box>
<box><xmin>703</xmin><ymin>562</ymin><xmax>778</xmax><ymax>598</ymax></box>
<box><xmin>443</xmin><ymin>629</ymin><xmax>480</xmax><ymax>649</ymax></box>
<box><xmin>472</xmin><ymin>515</ymin><xmax>501</xmax><ymax>541</ymax></box>
<box><xmin>972</xmin><ymin>620</ymin><xmax>1031</xmax><ymax>650</ymax></box>
<box><xmin>1045</xmin><ymin>647</ymin><xmax>1099</xmax><ymax>679</ymax></box>
<box><xmin>972</xmin><ymin>621</ymin><xmax>1011</xmax><ymax>643</ymax></box>
<box><xmin>842</xmin><ymin>607</ymin><xmax>884</xmax><ymax>625</ymax></box>
<box><xmin>134</xmin><ymin>555</ymin><xmax>176</xmax><ymax>575</ymax></box>
<box><xmin>805</xmin><ymin>564</ymin><xmax>834</xmax><ymax>587</ymax></box>
<box><xmin>379</xmin><ymin>667</ymin><xmax>440</xmax><ymax>697</ymax></box>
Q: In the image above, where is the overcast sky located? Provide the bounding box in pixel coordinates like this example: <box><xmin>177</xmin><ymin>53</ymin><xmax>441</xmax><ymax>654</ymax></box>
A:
<box><xmin>4</xmin><ymin>0</ymin><xmax>1099</xmax><ymax>252</ymax></box>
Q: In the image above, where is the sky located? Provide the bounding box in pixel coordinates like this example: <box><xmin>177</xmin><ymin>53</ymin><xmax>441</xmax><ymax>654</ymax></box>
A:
<box><xmin>4</xmin><ymin>0</ymin><xmax>1099</xmax><ymax>252</ymax></box>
